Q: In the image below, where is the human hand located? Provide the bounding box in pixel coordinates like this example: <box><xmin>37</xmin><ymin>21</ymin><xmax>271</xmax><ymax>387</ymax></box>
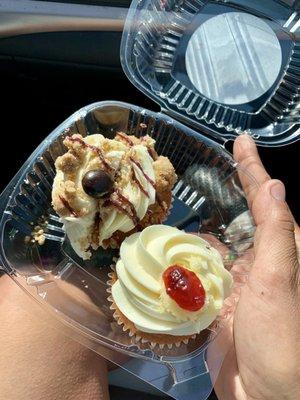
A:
<box><xmin>214</xmin><ymin>134</ymin><xmax>300</xmax><ymax>400</ymax></box>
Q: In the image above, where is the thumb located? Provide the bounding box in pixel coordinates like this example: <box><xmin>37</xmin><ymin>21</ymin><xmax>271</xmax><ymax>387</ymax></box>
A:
<box><xmin>251</xmin><ymin>179</ymin><xmax>299</xmax><ymax>294</ymax></box>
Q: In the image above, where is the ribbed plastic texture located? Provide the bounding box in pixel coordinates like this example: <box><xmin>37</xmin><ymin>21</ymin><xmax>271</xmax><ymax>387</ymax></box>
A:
<box><xmin>121</xmin><ymin>0</ymin><xmax>300</xmax><ymax>145</ymax></box>
<box><xmin>0</xmin><ymin>102</ymin><xmax>256</xmax><ymax>400</ymax></box>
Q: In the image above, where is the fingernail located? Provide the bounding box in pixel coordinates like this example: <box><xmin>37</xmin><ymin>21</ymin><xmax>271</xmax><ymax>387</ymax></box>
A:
<box><xmin>270</xmin><ymin>181</ymin><xmax>286</xmax><ymax>201</ymax></box>
<box><xmin>238</xmin><ymin>134</ymin><xmax>254</xmax><ymax>150</ymax></box>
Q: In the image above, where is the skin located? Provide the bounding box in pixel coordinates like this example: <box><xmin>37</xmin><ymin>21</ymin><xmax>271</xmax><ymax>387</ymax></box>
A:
<box><xmin>0</xmin><ymin>134</ymin><xmax>299</xmax><ymax>400</ymax></box>
<box><xmin>0</xmin><ymin>275</ymin><xmax>110</xmax><ymax>400</ymax></box>
<box><xmin>213</xmin><ymin>135</ymin><xmax>300</xmax><ymax>400</ymax></box>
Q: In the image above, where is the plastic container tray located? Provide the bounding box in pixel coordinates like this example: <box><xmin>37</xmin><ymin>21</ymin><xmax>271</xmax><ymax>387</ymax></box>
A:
<box><xmin>1</xmin><ymin>0</ymin><xmax>299</xmax><ymax>398</ymax></box>
<box><xmin>0</xmin><ymin>101</ymin><xmax>255</xmax><ymax>399</ymax></box>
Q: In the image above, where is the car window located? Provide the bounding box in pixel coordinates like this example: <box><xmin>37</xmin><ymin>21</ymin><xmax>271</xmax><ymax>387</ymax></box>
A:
<box><xmin>36</xmin><ymin>0</ymin><xmax>131</xmax><ymax>6</ymax></box>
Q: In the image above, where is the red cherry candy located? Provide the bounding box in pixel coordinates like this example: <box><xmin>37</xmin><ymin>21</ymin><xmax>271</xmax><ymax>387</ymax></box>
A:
<box><xmin>163</xmin><ymin>265</ymin><xmax>206</xmax><ymax>312</ymax></box>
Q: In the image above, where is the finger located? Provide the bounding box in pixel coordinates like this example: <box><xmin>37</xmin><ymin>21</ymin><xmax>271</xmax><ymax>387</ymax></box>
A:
<box><xmin>250</xmin><ymin>179</ymin><xmax>299</xmax><ymax>294</ymax></box>
<box><xmin>233</xmin><ymin>134</ymin><xmax>270</xmax><ymax>210</ymax></box>
<box><xmin>213</xmin><ymin>344</ymin><xmax>248</xmax><ymax>400</ymax></box>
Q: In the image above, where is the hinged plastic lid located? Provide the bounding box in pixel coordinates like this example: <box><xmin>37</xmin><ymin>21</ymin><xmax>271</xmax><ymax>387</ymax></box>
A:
<box><xmin>120</xmin><ymin>0</ymin><xmax>300</xmax><ymax>146</ymax></box>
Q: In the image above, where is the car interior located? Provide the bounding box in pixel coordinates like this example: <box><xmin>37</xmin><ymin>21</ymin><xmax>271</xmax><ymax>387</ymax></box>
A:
<box><xmin>0</xmin><ymin>1</ymin><xmax>299</xmax><ymax>399</ymax></box>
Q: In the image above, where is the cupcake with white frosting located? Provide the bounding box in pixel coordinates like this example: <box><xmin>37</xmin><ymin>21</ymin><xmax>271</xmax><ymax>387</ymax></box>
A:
<box><xmin>110</xmin><ymin>225</ymin><xmax>233</xmax><ymax>346</ymax></box>
<box><xmin>52</xmin><ymin>133</ymin><xmax>177</xmax><ymax>259</ymax></box>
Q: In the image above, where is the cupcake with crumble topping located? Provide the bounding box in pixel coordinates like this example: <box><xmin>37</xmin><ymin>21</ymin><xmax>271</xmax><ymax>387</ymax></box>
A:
<box><xmin>51</xmin><ymin>132</ymin><xmax>177</xmax><ymax>259</ymax></box>
<box><xmin>109</xmin><ymin>225</ymin><xmax>233</xmax><ymax>347</ymax></box>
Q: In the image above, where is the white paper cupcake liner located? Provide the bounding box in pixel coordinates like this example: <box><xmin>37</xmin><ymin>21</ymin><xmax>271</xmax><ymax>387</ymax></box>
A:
<box><xmin>107</xmin><ymin>271</ymin><xmax>196</xmax><ymax>350</ymax></box>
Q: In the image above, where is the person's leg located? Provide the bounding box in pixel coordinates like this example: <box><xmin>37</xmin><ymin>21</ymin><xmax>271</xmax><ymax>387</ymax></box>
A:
<box><xmin>0</xmin><ymin>274</ymin><xmax>109</xmax><ymax>400</ymax></box>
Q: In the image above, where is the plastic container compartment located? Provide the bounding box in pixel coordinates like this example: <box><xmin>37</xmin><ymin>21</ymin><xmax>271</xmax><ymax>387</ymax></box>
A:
<box><xmin>0</xmin><ymin>101</ymin><xmax>255</xmax><ymax>399</ymax></box>
<box><xmin>0</xmin><ymin>0</ymin><xmax>299</xmax><ymax>399</ymax></box>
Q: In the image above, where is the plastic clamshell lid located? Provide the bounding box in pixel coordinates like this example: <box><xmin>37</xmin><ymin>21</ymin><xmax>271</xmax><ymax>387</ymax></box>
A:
<box><xmin>121</xmin><ymin>0</ymin><xmax>300</xmax><ymax>146</ymax></box>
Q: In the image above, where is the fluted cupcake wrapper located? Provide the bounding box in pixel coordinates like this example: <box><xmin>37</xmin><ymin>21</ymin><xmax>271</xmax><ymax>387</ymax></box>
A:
<box><xmin>106</xmin><ymin>271</ymin><xmax>196</xmax><ymax>350</ymax></box>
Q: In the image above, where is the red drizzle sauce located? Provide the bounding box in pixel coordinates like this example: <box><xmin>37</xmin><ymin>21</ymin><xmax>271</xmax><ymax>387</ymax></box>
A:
<box><xmin>59</xmin><ymin>195</ymin><xmax>78</xmax><ymax>217</ymax></box>
<box><xmin>131</xmin><ymin>167</ymin><xmax>149</xmax><ymax>198</ymax></box>
<box><xmin>68</xmin><ymin>137</ymin><xmax>113</xmax><ymax>172</ymax></box>
<box><xmin>115</xmin><ymin>189</ymin><xmax>139</xmax><ymax>223</ymax></box>
<box><xmin>147</xmin><ymin>146</ymin><xmax>157</xmax><ymax>161</ymax></box>
<box><xmin>116</xmin><ymin>132</ymin><xmax>134</xmax><ymax>146</ymax></box>
<box><xmin>66</xmin><ymin>135</ymin><xmax>158</xmax><ymax>227</ymax></box>
<box><xmin>163</xmin><ymin>265</ymin><xmax>205</xmax><ymax>312</ymax></box>
<box><xmin>103</xmin><ymin>198</ymin><xmax>139</xmax><ymax>226</ymax></box>
<box><xmin>130</xmin><ymin>157</ymin><xmax>156</xmax><ymax>188</ymax></box>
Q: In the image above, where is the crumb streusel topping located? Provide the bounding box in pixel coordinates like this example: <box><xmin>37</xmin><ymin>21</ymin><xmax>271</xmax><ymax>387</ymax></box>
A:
<box><xmin>52</xmin><ymin>132</ymin><xmax>177</xmax><ymax>259</ymax></box>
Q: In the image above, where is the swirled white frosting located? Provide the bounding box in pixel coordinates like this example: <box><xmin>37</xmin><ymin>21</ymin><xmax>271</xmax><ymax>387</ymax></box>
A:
<box><xmin>111</xmin><ymin>225</ymin><xmax>233</xmax><ymax>336</ymax></box>
<box><xmin>52</xmin><ymin>134</ymin><xmax>156</xmax><ymax>259</ymax></box>
<box><xmin>98</xmin><ymin>143</ymin><xmax>156</xmax><ymax>245</ymax></box>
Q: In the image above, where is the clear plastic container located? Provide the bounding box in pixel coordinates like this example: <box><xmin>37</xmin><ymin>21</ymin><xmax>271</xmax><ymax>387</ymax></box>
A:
<box><xmin>0</xmin><ymin>0</ymin><xmax>299</xmax><ymax>398</ymax></box>
<box><xmin>0</xmin><ymin>101</ymin><xmax>255</xmax><ymax>399</ymax></box>
<box><xmin>121</xmin><ymin>0</ymin><xmax>300</xmax><ymax>146</ymax></box>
